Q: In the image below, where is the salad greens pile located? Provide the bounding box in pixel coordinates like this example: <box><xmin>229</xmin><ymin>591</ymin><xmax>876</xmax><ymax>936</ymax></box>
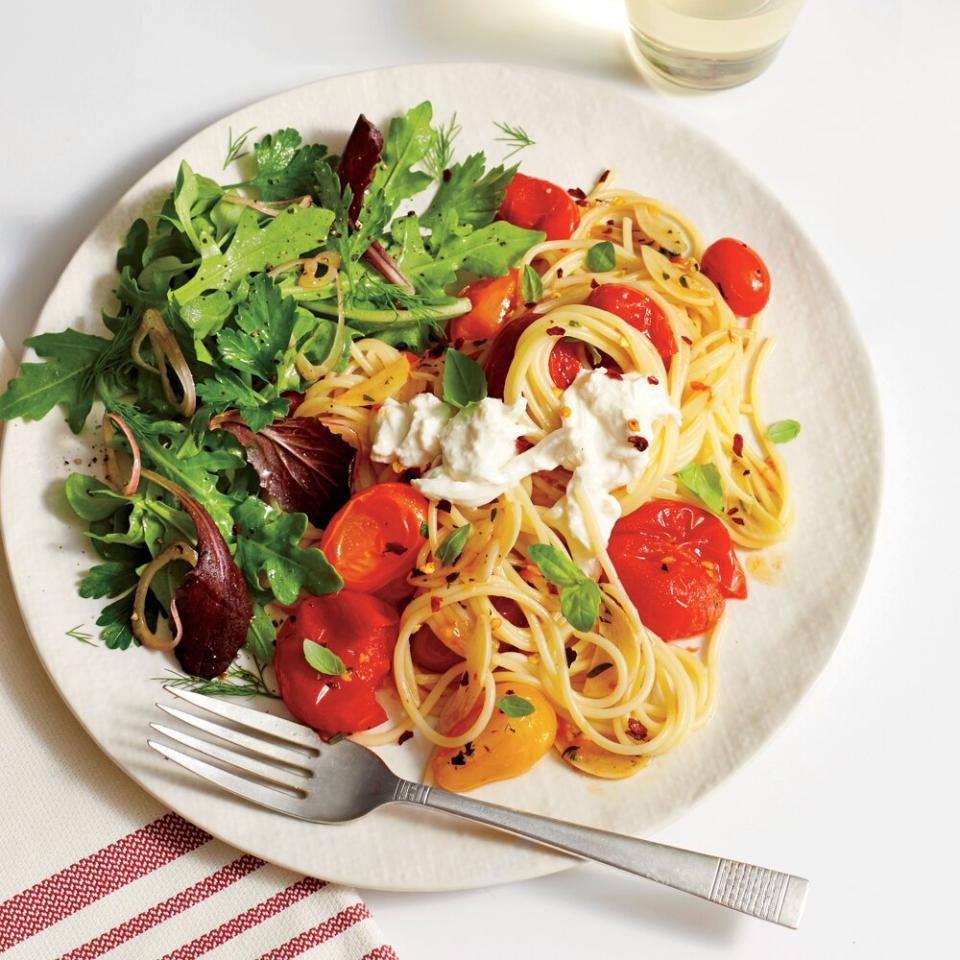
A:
<box><xmin>0</xmin><ymin>102</ymin><xmax>544</xmax><ymax>686</ymax></box>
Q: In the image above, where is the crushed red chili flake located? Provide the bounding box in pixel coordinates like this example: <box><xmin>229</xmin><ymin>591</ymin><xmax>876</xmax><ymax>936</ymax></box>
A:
<box><xmin>516</xmin><ymin>437</ymin><xmax>534</xmax><ymax>454</ymax></box>
<box><xmin>590</xmin><ymin>278</ymin><xmax>600</xmax><ymax>288</ymax></box>
<box><xmin>690</xmin><ymin>381</ymin><xmax>710</xmax><ymax>392</ymax></box>
<box><xmin>681</xmin><ymin>335</ymin><xmax>693</xmax><ymax>345</ymax></box>
<box><xmin>727</xmin><ymin>506</ymin><xmax>739</xmax><ymax>516</ymax></box>
<box><xmin>464</xmin><ymin>740</ymin><xmax>475</xmax><ymax>757</ymax></box>
<box><xmin>383</xmin><ymin>541</ymin><xmax>409</xmax><ymax>556</ymax></box>
<box><xmin>460</xmin><ymin>672</ymin><xmax>469</xmax><ymax>687</ymax></box>
<box><xmin>453</xmin><ymin>337</ymin><xmax>465</xmax><ymax>350</ymax></box>
<box><xmin>556</xmin><ymin>268</ymin><xmax>564</xmax><ymax>279</ymax></box>
<box><xmin>628</xmin><ymin>435</ymin><xmax>649</xmax><ymax>451</ymax></box>
<box><xmin>568</xmin><ymin>186</ymin><xmax>587</xmax><ymax>199</ymax></box>
<box><xmin>743</xmin><ymin>468</ymin><xmax>752</xmax><ymax>476</ymax></box>
<box><xmin>732</xmin><ymin>432</ymin><xmax>744</xmax><ymax>458</ymax></box>
<box><xmin>446</xmin><ymin>571</ymin><xmax>460</xmax><ymax>583</ymax></box>
<box><xmin>398</xmin><ymin>730</ymin><xmax>414</xmax><ymax>745</ymax></box>
<box><xmin>627</xmin><ymin>718</ymin><xmax>648</xmax><ymax>741</ymax></box>
<box><xmin>647</xmin><ymin>375</ymin><xmax>659</xmax><ymax>385</ymax></box>
<box><xmin>442</xmin><ymin>168</ymin><xmax>452</xmax><ymax>182</ymax></box>
<box><xmin>430</xmin><ymin>596</ymin><xmax>442</xmax><ymax>612</ymax></box>
<box><xmin>437</xmin><ymin>499</ymin><xmax>452</xmax><ymax>512</ymax></box>
<box><xmin>565</xmin><ymin>647</ymin><xmax>577</xmax><ymax>667</ymax></box>
<box><xmin>546</xmin><ymin>325</ymin><xmax>565</xmax><ymax>336</ymax></box>
<box><xmin>599</xmin><ymin>169</ymin><xmax>610</xmax><ymax>182</ymax></box>
<box><xmin>450</xmin><ymin>751</ymin><xmax>466</xmax><ymax>766</ymax></box>
<box><xmin>605</xmin><ymin>368</ymin><xmax>623</xmax><ymax>380</ymax></box>
<box><xmin>731</xmin><ymin>516</ymin><xmax>746</xmax><ymax>526</ymax></box>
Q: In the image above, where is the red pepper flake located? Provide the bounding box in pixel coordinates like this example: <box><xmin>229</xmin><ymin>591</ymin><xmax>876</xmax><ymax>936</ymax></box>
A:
<box><xmin>647</xmin><ymin>375</ymin><xmax>659</xmax><ymax>385</ymax></box>
<box><xmin>690</xmin><ymin>381</ymin><xmax>710</xmax><ymax>392</ymax></box>
<box><xmin>546</xmin><ymin>325</ymin><xmax>565</xmax><ymax>336</ymax></box>
<box><xmin>731</xmin><ymin>516</ymin><xmax>746</xmax><ymax>526</ymax></box>
<box><xmin>590</xmin><ymin>278</ymin><xmax>600</xmax><ymax>289</ymax></box>
<box><xmin>627</xmin><ymin>718</ymin><xmax>648</xmax><ymax>741</ymax></box>
<box><xmin>732</xmin><ymin>432</ymin><xmax>744</xmax><ymax>458</ymax></box>
<box><xmin>605</xmin><ymin>367</ymin><xmax>623</xmax><ymax>380</ymax></box>
<box><xmin>681</xmin><ymin>335</ymin><xmax>693</xmax><ymax>345</ymax></box>
<box><xmin>556</xmin><ymin>268</ymin><xmax>564</xmax><ymax>279</ymax></box>
<box><xmin>727</xmin><ymin>506</ymin><xmax>739</xmax><ymax>516</ymax></box>
<box><xmin>742</xmin><ymin>468</ymin><xmax>752</xmax><ymax>476</ymax></box>
<box><xmin>460</xmin><ymin>672</ymin><xmax>469</xmax><ymax>687</ymax></box>
<box><xmin>568</xmin><ymin>186</ymin><xmax>587</xmax><ymax>200</ymax></box>
<box><xmin>599</xmin><ymin>169</ymin><xmax>610</xmax><ymax>183</ymax></box>
<box><xmin>437</xmin><ymin>499</ymin><xmax>452</xmax><ymax>512</ymax></box>
<box><xmin>453</xmin><ymin>337</ymin><xmax>465</xmax><ymax>350</ymax></box>
<box><xmin>398</xmin><ymin>730</ymin><xmax>414</xmax><ymax>745</ymax></box>
<box><xmin>627</xmin><ymin>435</ymin><xmax>649</xmax><ymax>451</ymax></box>
<box><xmin>383</xmin><ymin>541</ymin><xmax>408</xmax><ymax>556</ymax></box>
<box><xmin>515</xmin><ymin>437</ymin><xmax>534</xmax><ymax>454</ymax></box>
<box><xmin>430</xmin><ymin>596</ymin><xmax>443</xmax><ymax>613</ymax></box>
<box><xmin>442</xmin><ymin>168</ymin><xmax>452</xmax><ymax>182</ymax></box>
<box><xmin>565</xmin><ymin>647</ymin><xmax>577</xmax><ymax>667</ymax></box>
<box><xmin>450</xmin><ymin>751</ymin><xmax>466</xmax><ymax>766</ymax></box>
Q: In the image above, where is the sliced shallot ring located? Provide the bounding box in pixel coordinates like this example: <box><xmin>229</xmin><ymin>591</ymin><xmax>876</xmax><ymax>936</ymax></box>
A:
<box><xmin>103</xmin><ymin>412</ymin><xmax>141</xmax><ymax>496</ymax></box>
<box><xmin>131</xmin><ymin>541</ymin><xmax>199</xmax><ymax>650</ymax></box>
<box><xmin>131</xmin><ymin>309</ymin><xmax>197</xmax><ymax>417</ymax></box>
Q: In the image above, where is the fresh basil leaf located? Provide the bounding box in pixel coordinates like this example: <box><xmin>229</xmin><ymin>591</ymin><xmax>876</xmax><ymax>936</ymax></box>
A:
<box><xmin>436</xmin><ymin>523</ymin><xmax>472</xmax><ymax>566</ymax></box>
<box><xmin>496</xmin><ymin>694</ymin><xmax>535</xmax><ymax>717</ymax></box>
<box><xmin>766</xmin><ymin>419</ymin><xmax>801</xmax><ymax>444</ymax></box>
<box><xmin>560</xmin><ymin>579</ymin><xmax>602</xmax><ymax>633</ymax></box>
<box><xmin>521</xmin><ymin>264</ymin><xmax>544</xmax><ymax>304</ymax></box>
<box><xmin>676</xmin><ymin>462</ymin><xmax>724</xmax><ymax>514</ymax></box>
<box><xmin>303</xmin><ymin>639</ymin><xmax>346</xmax><ymax>676</ymax></box>
<box><xmin>527</xmin><ymin>543</ymin><xmax>583</xmax><ymax>589</ymax></box>
<box><xmin>586</xmin><ymin>241</ymin><xmax>616</xmax><ymax>272</ymax></box>
<box><xmin>244</xmin><ymin>603</ymin><xmax>276</xmax><ymax>664</ymax></box>
<box><xmin>443</xmin><ymin>349</ymin><xmax>487</xmax><ymax>409</ymax></box>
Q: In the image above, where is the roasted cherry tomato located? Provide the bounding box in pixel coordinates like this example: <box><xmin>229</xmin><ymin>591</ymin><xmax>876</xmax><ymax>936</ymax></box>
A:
<box><xmin>498</xmin><ymin>173</ymin><xmax>580</xmax><ymax>241</ymax></box>
<box><xmin>612</xmin><ymin>499</ymin><xmax>746</xmax><ymax>599</ymax></box>
<box><xmin>548</xmin><ymin>338</ymin><xmax>585</xmax><ymax>389</ymax></box>
<box><xmin>429</xmin><ymin>682</ymin><xmax>557</xmax><ymax>791</ymax></box>
<box><xmin>491</xmin><ymin>596</ymin><xmax>526</xmax><ymax>627</ymax></box>
<box><xmin>608</xmin><ymin>538</ymin><xmax>725</xmax><ymax>641</ymax></box>
<box><xmin>448</xmin><ymin>270</ymin><xmax>519</xmax><ymax>343</ymax></box>
<box><xmin>411</xmin><ymin>624</ymin><xmax>464</xmax><ymax>673</ymax></box>
<box><xmin>320</xmin><ymin>483</ymin><xmax>427</xmax><ymax>593</ymax></box>
<box><xmin>587</xmin><ymin>284</ymin><xmax>677</xmax><ymax>367</ymax></box>
<box><xmin>274</xmin><ymin>592</ymin><xmax>399</xmax><ymax>737</ymax></box>
<box><xmin>699</xmin><ymin>238</ymin><xmax>771</xmax><ymax>316</ymax></box>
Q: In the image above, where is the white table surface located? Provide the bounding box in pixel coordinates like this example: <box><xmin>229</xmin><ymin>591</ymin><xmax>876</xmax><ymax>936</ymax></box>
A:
<box><xmin>3</xmin><ymin>0</ymin><xmax>954</xmax><ymax>956</ymax></box>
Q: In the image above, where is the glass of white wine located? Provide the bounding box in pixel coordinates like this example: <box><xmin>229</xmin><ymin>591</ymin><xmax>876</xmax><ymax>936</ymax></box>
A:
<box><xmin>625</xmin><ymin>0</ymin><xmax>807</xmax><ymax>89</ymax></box>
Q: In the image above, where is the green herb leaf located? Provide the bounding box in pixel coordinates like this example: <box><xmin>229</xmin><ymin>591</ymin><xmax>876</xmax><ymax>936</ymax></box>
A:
<box><xmin>586</xmin><ymin>241</ymin><xmax>616</xmax><ymax>272</ymax></box>
<box><xmin>303</xmin><ymin>639</ymin><xmax>346</xmax><ymax>676</ymax></box>
<box><xmin>79</xmin><ymin>562</ymin><xmax>139</xmax><ymax>600</ymax></box>
<box><xmin>521</xmin><ymin>264</ymin><xmax>544</xmax><ymax>304</ymax></box>
<box><xmin>173</xmin><ymin>161</ymin><xmax>222</xmax><ymax>258</ymax></box>
<box><xmin>247</xmin><ymin>129</ymin><xmax>327</xmax><ymax>201</ymax></box>
<box><xmin>419</xmin><ymin>521</ymin><xmax>429</xmax><ymax>538</ymax></box>
<box><xmin>173</xmin><ymin>205</ymin><xmax>334</xmax><ymax>305</ymax></box>
<box><xmin>65</xmin><ymin>474</ymin><xmax>128</xmax><ymax>521</ymax></box>
<box><xmin>528</xmin><ymin>543</ymin><xmax>602</xmax><ymax>633</ymax></box>
<box><xmin>676</xmin><ymin>462</ymin><xmax>724</xmax><ymax>514</ymax></box>
<box><xmin>378</xmin><ymin>101</ymin><xmax>436</xmax><ymax>210</ymax></box>
<box><xmin>424</xmin><ymin>112</ymin><xmax>462</xmax><ymax>181</ymax></box>
<box><xmin>436</xmin><ymin>523</ymin><xmax>472</xmax><ymax>566</ymax></box>
<box><xmin>443</xmin><ymin>349</ymin><xmax>487</xmax><ymax>409</ymax></box>
<box><xmin>232</xmin><ymin>497</ymin><xmax>342</xmax><ymax>606</ymax></box>
<box><xmin>586</xmin><ymin>661</ymin><xmax>613</xmax><ymax>679</ymax></box>
<box><xmin>496</xmin><ymin>694</ymin><xmax>536</xmax><ymax>717</ymax></box>
<box><xmin>244</xmin><ymin>603</ymin><xmax>276</xmax><ymax>664</ymax></box>
<box><xmin>223</xmin><ymin>125</ymin><xmax>256</xmax><ymax>170</ymax></box>
<box><xmin>493</xmin><ymin>121</ymin><xmax>536</xmax><ymax>159</ymax></box>
<box><xmin>766</xmin><ymin>419</ymin><xmax>801</xmax><ymax>444</ymax></box>
<box><xmin>421</xmin><ymin>153</ymin><xmax>516</xmax><ymax>231</ymax></box>
<box><xmin>527</xmin><ymin>543</ymin><xmax>584</xmax><ymax>588</ymax></box>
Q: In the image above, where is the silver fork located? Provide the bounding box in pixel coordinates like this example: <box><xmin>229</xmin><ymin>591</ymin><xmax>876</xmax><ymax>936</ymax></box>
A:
<box><xmin>149</xmin><ymin>686</ymin><xmax>808</xmax><ymax>928</ymax></box>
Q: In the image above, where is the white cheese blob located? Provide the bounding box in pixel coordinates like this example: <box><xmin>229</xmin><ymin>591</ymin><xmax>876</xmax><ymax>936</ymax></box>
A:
<box><xmin>369</xmin><ymin>393</ymin><xmax>453</xmax><ymax>469</ymax></box>
<box><xmin>548</xmin><ymin>369</ymin><xmax>680</xmax><ymax>558</ymax></box>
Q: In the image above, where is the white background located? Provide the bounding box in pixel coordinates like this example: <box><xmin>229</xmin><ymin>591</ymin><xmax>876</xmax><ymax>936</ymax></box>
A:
<box><xmin>2</xmin><ymin>1</ymin><xmax>955</xmax><ymax>957</ymax></box>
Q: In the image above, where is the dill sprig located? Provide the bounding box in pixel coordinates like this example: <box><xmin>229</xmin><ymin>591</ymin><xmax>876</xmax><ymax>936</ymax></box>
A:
<box><xmin>223</xmin><ymin>126</ymin><xmax>256</xmax><ymax>170</ymax></box>
<box><xmin>493</xmin><ymin>121</ymin><xmax>536</xmax><ymax>159</ymax></box>
<box><xmin>158</xmin><ymin>662</ymin><xmax>280</xmax><ymax>699</ymax></box>
<box><xmin>425</xmin><ymin>113</ymin><xmax>462</xmax><ymax>180</ymax></box>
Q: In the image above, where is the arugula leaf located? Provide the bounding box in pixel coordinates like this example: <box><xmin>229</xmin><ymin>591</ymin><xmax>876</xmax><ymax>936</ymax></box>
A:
<box><xmin>377</xmin><ymin>101</ymin><xmax>435</xmax><ymax>210</ymax></box>
<box><xmin>245</xmin><ymin>602</ymin><xmax>276</xmax><ymax>664</ymax></box>
<box><xmin>436</xmin><ymin>523</ymin><xmax>472</xmax><ymax>566</ymax></box>
<box><xmin>586</xmin><ymin>241</ymin><xmax>616</xmax><ymax>272</ymax></box>
<box><xmin>178</xmin><ymin>290</ymin><xmax>234</xmax><ymax>343</ymax></box>
<box><xmin>521</xmin><ymin>264</ymin><xmax>544</xmax><ymax>304</ymax></box>
<box><xmin>676</xmin><ymin>462</ymin><xmax>724</xmax><ymax>513</ymax></box>
<box><xmin>232</xmin><ymin>497</ymin><xmax>342</xmax><ymax>605</ymax></box>
<box><xmin>421</xmin><ymin>153</ymin><xmax>516</xmax><ymax>231</ymax></box>
<box><xmin>79</xmin><ymin>561</ymin><xmax>139</xmax><ymax>600</ymax></box>
<box><xmin>0</xmin><ymin>330</ymin><xmax>108</xmax><ymax>433</ymax></box>
<box><xmin>766</xmin><ymin>419</ymin><xmax>801</xmax><ymax>443</ymax></box>
<box><xmin>528</xmin><ymin>543</ymin><xmax>601</xmax><ymax>633</ymax></box>
<box><xmin>173</xmin><ymin>161</ymin><xmax>222</xmax><ymax>258</ymax></box>
<box><xmin>173</xmin><ymin>205</ymin><xmax>334</xmax><ymax>305</ymax></box>
<box><xmin>247</xmin><ymin>129</ymin><xmax>328</xmax><ymax>201</ymax></box>
<box><xmin>117</xmin><ymin>218</ymin><xmax>149</xmax><ymax>274</ymax></box>
<box><xmin>496</xmin><ymin>694</ymin><xmax>535</xmax><ymax>717</ymax></box>
<box><xmin>65</xmin><ymin>474</ymin><xmax>128</xmax><ymax>522</ymax></box>
<box><xmin>443</xmin><ymin>349</ymin><xmax>487</xmax><ymax>409</ymax></box>
<box><xmin>302</xmin><ymin>639</ymin><xmax>346</xmax><ymax>676</ymax></box>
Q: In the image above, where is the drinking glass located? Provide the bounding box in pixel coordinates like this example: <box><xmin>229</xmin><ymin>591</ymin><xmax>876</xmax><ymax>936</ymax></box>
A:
<box><xmin>625</xmin><ymin>0</ymin><xmax>807</xmax><ymax>89</ymax></box>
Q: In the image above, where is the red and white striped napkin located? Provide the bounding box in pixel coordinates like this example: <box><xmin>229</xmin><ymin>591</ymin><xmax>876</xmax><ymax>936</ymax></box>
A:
<box><xmin>0</xmin><ymin>338</ymin><xmax>398</xmax><ymax>959</ymax></box>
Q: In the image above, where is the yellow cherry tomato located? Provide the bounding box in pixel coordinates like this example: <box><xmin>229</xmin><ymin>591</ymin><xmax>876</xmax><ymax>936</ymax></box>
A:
<box><xmin>554</xmin><ymin>717</ymin><xmax>648</xmax><ymax>780</ymax></box>
<box><xmin>430</xmin><ymin>682</ymin><xmax>557</xmax><ymax>792</ymax></box>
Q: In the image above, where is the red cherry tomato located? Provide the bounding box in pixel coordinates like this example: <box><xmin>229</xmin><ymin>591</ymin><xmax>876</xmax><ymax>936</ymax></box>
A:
<box><xmin>491</xmin><ymin>596</ymin><xmax>527</xmax><ymax>627</ymax></box>
<box><xmin>320</xmin><ymin>483</ymin><xmax>427</xmax><ymax>593</ymax></box>
<box><xmin>607</xmin><ymin>537</ymin><xmax>725</xmax><ymax>641</ymax></box>
<box><xmin>448</xmin><ymin>270</ymin><xmax>519</xmax><ymax>343</ymax></box>
<box><xmin>411</xmin><ymin>624</ymin><xmax>464</xmax><ymax>673</ymax></box>
<box><xmin>548</xmin><ymin>339</ymin><xmax>585</xmax><ymax>389</ymax></box>
<box><xmin>612</xmin><ymin>499</ymin><xmax>746</xmax><ymax>599</ymax></box>
<box><xmin>699</xmin><ymin>238</ymin><xmax>771</xmax><ymax>317</ymax></box>
<box><xmin>498</xmin><ymin>173</ymin><xmax>580</xmax><ymax>241</ymax></box>
<box><xmin>274</xmin><ymin>592</ymin><xmax>399</xmax><ymax>736</ymax></box>
<box><xmin>587</xmin><ymin>284</ymin><xmax>676</xmax><ymax>367</ymax></box>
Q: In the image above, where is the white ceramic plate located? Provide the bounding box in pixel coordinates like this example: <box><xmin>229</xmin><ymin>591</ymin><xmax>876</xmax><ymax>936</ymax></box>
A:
<box><xmin>0</xmin><ymin>63</ymin><xmax>881</xmax><ymax>891</ymax></box>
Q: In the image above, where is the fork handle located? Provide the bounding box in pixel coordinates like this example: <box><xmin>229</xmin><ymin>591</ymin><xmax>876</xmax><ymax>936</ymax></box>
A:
<box><xmin>394</xmin><ymin>780</ymin><xmax>807</xmax><ymax>928</ymax></box>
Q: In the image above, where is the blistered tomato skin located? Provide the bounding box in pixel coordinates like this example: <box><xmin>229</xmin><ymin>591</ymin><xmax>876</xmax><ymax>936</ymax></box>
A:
<box><xmin>448</xmin><ymin>270</ymin><xmax>519</xmax><ymax>343</ymax></box>
<box><xmin>429</xmin><ymin>682</ymin><xmax>557</xmax><ymax>791</ymax></box>
<box><xmin>498</xmin><ymin>173</ymin><xmax>580</xmax><ymax>241</ymax></box>
<box><xmin>274</xmin><ymin>591</ymin><xmax>399</xmax><ymax>738</ymax></box>
<box><xmin>700</xmin><ymin>238</ymin><xmax>771</xmax><ymax>317</ymax></box>
<box><xmin>586</xmin><ymin>284</ymin><xmax>677</xmax><ymax>367</ymax></box>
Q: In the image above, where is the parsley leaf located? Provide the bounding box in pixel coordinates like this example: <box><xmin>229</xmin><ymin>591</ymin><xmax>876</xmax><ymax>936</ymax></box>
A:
<box><xmin>231</xmin><ymin>497</ymin><xmax>342</xmax><ymax>606</ymax></box>
<box><xmin>195</xmin><ymin>372</ymin><xmax>290</xmax><ymax>432</ymax></box>
<box><xmin>247</xmin><ymin>129</ymin><xmax>328</xmax><ymax>201</ymax></box>
<box><xmin>436</xmin><ymin>523</ymin><xmax>472</xmax><ymax>566</ymax></box>
<box><xmin>676</xmin><ymin>462</ymin><xmax>724</xmax><ymax>513</ymax></box>
<box><xmin>528</xmin><ymin>543</ymin><xmax>601</xmax><ymax>633</ymax></box>
<box><xmin>443</xmin><ymin>349</ymin><xmax>487</xmax><ymax>409</ymax></box>
<box><xmin>421</xmin><ymin>153</ymin><xmax>516</xmax><ymax>231</ymax></box>
<box><xmin>496</xmin><ymin>694</ymin><xmax>536</xmax><ymax>717</ymax></box>
<box><xmin>766</xmin><ymin>419</ymin><xmax>801</xmax><ymax>443</ymax></box>
<box><xmin>302</xmin><ymin>639</ymin><xmax>347</xmax><ymax>676</ymax></box>
<box><xmin>78</xmin><ymin>561</ymin><xmax>139</xmax><ymax>600</ymax></box>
